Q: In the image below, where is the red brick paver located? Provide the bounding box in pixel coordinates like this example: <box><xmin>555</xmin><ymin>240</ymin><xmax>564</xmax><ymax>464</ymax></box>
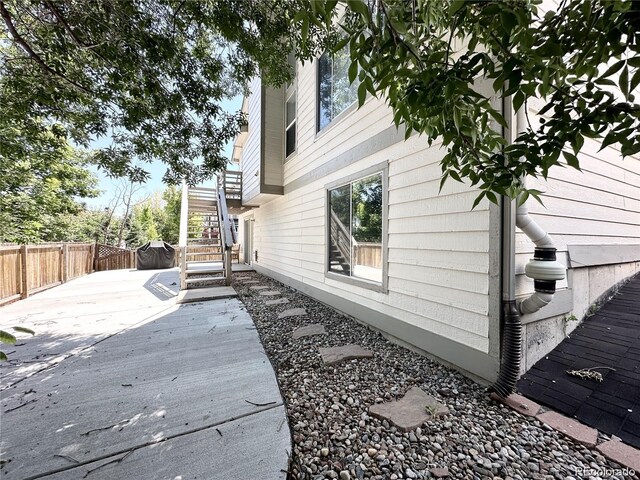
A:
<box><xmin>597</xmin><ymin>440</ymin><xmax>640</xmax><ymax>472</ymax></box>
<box><xmin>536</xmin><ymin>411</ymin><xmax>598</xmax><ymax>447</ymax></box>
<box><xmin>490</xmin><ymin>392</ymin><xmax>541</xmax><ymax>417</ymax></box>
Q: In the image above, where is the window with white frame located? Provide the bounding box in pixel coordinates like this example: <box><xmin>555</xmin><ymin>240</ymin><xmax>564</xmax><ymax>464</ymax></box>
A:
<box><xmin>317</xmin><ymin>45</ymin><xmax>357</xmax><ymax>131</ymax></box>
<box><xmin>328</xmin><ymin>172</ymin><xmax>383</xmax><ymax>284</ymax></box>
<box><xmin>285</xmin><ymin>51</ymin><xmax>297</xmax><ymax>159</ymax></box>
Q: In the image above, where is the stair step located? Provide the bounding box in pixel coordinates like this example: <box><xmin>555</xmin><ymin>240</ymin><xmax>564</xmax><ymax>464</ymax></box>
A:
<box><xmin>186</xmin><ymin>276</ymin><xmax>225</xmax><ymax>286</ymax></box>
<box><xmin>186</xmin><ymin>268</ymin><xmax>223</xmax><ymax>276</ymax></box>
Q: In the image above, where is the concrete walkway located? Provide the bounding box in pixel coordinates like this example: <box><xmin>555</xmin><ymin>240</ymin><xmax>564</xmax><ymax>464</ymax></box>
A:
<box><xmin>0</xmin><ymin>268</ymin><xmax>290</xmax><ymax>479</ymax></box>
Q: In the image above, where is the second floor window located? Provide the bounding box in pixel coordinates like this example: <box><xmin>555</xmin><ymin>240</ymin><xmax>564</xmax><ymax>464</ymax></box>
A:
<box><xmin>318</xmin><ymin>46</ymin><xmax>357</xmax><ymax>131</ymax></box>
<box><xmin>285</xmin><ymin>52</ymin><xmax>297</xmax><ymax>159</ymax></box>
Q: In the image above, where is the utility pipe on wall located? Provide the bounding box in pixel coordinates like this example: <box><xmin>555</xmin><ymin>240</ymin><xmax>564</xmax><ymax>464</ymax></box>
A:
<box><xmin>516</xmin><ymin>202</ymin><xmax>566</xmax><ymax>315</ymax></box>
<box><xmin>492</xmin><ymin>104</ymin><xmax>566</xmax><ymax>398</ymax></box>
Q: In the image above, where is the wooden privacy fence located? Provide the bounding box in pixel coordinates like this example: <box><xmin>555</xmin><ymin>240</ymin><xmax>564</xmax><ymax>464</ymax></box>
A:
<box><xmin>354</xmin><ymin>243</ymin><xmax>383</xmax><ymax>269</ymax></box>
<box><xmin>94</xmin><ymin>244</ymin><xmax>138</xmax><ymax>271</ymax></box>
<box><xmin>0</xmin><ymin>243</ymin><xmax>94</xmax><ymax>305</ymax></box>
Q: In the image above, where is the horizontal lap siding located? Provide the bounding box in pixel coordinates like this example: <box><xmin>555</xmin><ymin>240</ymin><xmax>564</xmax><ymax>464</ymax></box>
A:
<box><xmin>242</xmin><ymin>78</ymin><xmax>262</xmax><ymax>199</ymax></box>
<box><xmin>248</xmin><ymin>87</ymin><xmax>493</xmax><ymax>352</ymax></box>
<box><xmin>516</xmin><ymin>124</ymin><xmax>640</xmax><ymax>296</ymax></box>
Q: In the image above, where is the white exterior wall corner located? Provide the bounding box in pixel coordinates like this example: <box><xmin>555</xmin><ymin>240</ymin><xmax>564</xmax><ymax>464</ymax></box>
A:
<box><xmin>237</xmin><ymin>58</ymin><xmax>503</xmax><ymax>382</ymax></box>
<box><xmin>516</xmin><ymin>100</ymin><xmax>640</xmax><ymax>372</ymax></box>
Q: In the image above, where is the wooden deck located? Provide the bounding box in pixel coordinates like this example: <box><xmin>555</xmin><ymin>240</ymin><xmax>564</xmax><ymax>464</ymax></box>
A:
<box><xmin>517</xmin><ymin>274</ymin><xmax>640</xmax><ymax>448</ymax></box>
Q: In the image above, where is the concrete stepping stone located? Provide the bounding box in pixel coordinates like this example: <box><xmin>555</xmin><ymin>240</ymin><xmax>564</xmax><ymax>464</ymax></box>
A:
<box><xmin>278</xmin><ymin>308</ymin><xmax>307</xmax><ymax>319</ymax></box>
<box><xmin>259</xmin><ymin>290</ymin><xmax>281</xmax><ymax>296</ymax></box>
<box><xmin>240</xmin><ymin>280</ymin><xmax>261</xmax><ymax>285</ymax></box>
<box><xmin>266</xmin><ymin>298</ymin><xmax>289</xmax><ymax>306</ymax></box>
<box><xmin>250</xmin><ymin>285</ymin><xmax>269</xmax><ymax>290</ymax></box>
<box><xmin>369</xmin><ymin>387</ymin><xmax>449</xmax><ymax>432</ymax></box>
<box><xmin>319</xmin><ymin>344</ymin><xmax>373</xmax><ymax>365</ymax></box>
<box><xmin>292</xmin><ymin>324</ymin><xmax>326</xmax><ymax>339</ymax></box>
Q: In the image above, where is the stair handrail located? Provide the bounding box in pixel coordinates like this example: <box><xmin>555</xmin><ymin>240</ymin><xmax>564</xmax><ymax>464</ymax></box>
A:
<box><xmin>329</xmin><ymin>209</ymin><xmax>353</xmax><ymax>268</ymax></box>
<box><xmin>217</xmin><ymin>182</ymin><xmax>237</xmax><ymax>286</ymax></box>
<box><xmin>178</xmin><ymin>180</ymin><xmax>190</xmax><ymax>290</ymax></box>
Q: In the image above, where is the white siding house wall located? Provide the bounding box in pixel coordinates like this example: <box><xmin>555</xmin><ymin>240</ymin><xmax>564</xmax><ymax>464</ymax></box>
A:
<box><xmin>241</xmin><ymin>77</ymin><xmax>262</xmax><ymax>201</ymax></box>
<box><xmin>516</xmin><ymin>105</ymin><xmax>640</xmax><ymax>371</ymax></box>
<box><xmin>240</xmin><ymin>59</ymin><xmax>501</xmax><ymax>381</ymax></box>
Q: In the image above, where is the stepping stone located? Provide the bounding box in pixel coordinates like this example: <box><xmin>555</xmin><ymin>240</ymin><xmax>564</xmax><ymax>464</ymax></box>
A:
<box><xmin>240</xmin><ymin>280</ymin><xmax>261</xmax><ymax>284</ymax></box>
<box><xmin>250</xmin><ymin>285</ymin><xmax>269</xmax><ymax>290</ymax></box>
<box><xmin>369</xmin><ymin>387</ymin><xmax>449</xmax><ymax>432</ymax></box>
<box><xmin>292</xmin><ymin>324</ymin><xmax>326</xmax><ymax>339</ymax></box>
<box><xmin>266</xmin><ymin>298</ymin><xmax>289</xmax><ymax>306</ymax></box>
<box><xmin>319</xmin><ymin>344</ymin><xmax>374</xmax><ymax>365</ymax></box>
<box><xmin>278</xmin><ymin>308</ymin><xmax>307</xmax><ymax>319</ymax></box>
<box><xmin>259</xmin><ymin>290</ymin><xmax>281</xmax><ymax>296</ymax></box>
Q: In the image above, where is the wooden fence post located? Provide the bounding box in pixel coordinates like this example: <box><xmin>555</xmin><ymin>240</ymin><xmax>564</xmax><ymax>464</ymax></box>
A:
<box><xmin>20</xmin><ymin>245</ymin><xmax>29</xmax><ymax>299</ymax></box>
<box><xmin>93</xmin><ymin>242</ymin><xmax>99</xmax><ymax>271</ymax></box>
<box><xmin>130</xmin><ymin>250</ymin><xmax>135</xmax><ymax>269</ymax></box>
<box><xmin>62</xmin><ymin>244</ymin><xmax>69</xmax><ymax>283</ymax></box>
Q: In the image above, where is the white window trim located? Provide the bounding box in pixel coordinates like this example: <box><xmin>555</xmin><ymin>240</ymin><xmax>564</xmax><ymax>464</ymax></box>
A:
<box><xmin>324</xmin><ymin>161</ymin><xmax>389</xmax><ymax>293</ymax></box>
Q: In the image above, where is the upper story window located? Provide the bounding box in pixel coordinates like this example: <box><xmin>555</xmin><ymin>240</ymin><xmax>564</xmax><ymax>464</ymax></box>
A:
<box><xmin>285</xmin><ymin>51</ymin><xmax>297</xmax><ymax>159</ymax></box>
<box><xmin>317</xmin><ymin>46</ymin><xmax>357</xmax><ymax>131</ymax></box>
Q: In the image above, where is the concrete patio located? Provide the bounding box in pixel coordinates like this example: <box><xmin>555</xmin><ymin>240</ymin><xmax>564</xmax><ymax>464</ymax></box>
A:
<box><xmin>0</xmin><ymin>268</ymin><xmax>290</xmax><ymax>479</ymax></box>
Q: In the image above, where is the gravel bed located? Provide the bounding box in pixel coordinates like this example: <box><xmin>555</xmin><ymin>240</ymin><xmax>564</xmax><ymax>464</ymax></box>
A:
<box><xmin>232</xmin><ymin>273</ymin><xmax>633</xmax><ymax>480</ymax></box>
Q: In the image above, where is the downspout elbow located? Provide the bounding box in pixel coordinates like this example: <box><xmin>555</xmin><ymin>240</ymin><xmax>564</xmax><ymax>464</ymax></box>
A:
<box><xmin>516</xmin><ymin>202</ymin><xmax>566</xmax><ymax>315</ymax></box>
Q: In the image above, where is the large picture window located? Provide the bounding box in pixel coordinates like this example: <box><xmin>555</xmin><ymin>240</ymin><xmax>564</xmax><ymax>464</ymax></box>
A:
<box><xmin>318</xmin><ymin>46</ymin><xmax>357</xmax><ymax>131</ymax></box>
<box><xmin>328</xmin><ymin>172</ymin><xmax>383</xmax><ymax>284</ymax></box>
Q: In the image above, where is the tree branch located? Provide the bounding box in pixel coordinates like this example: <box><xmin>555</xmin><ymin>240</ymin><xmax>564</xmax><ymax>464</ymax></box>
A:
<box><xmin>0</xmin><ymin>0</ymin><xmax>92</xmax><ymax>94</ymax></box>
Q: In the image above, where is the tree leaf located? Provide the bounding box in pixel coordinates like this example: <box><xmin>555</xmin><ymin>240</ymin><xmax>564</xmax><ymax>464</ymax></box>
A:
<box><xmin>0</xmin><ymin>330</ymin><xmax>17</xmax><ymax>345</ymax></box>
<box><xmin>449</xmin><ymin>1</ymin><xmax>466</xmax><ymax>15</ymax></box>
<box><xmin>600</xmin><ymin>59</ymin><xmax>625</xmax><ymax>78</ymax></box>
<box><xmin>357</xmin><ymin>82</ymin><xmax>367</xmax><ymax>107</ymax></box>
<box><xmin>619</xmin><ymin>65</ymin><xmax>629</xmax><ymax>99</ymax></box>
<box><xmin>513</xmin><ymin>91</ymin><xmax>525</xmax><ymax>112</ymax></box>
<box><xmin>13</xmin><ymin>327</ymin><xmax>35</xmax><ymax>335</ymax></box>
<box><xmin>563</xmin><ymin>151</ymin><xmax>581</xmax><ymax>170</ymax></box>
<box><xmin>347</xmin><ymin>0</ymin><xmax>369</xmax><ymax>18</ymax></box>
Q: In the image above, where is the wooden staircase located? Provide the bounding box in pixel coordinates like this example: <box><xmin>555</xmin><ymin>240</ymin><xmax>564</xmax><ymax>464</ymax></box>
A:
<box><xmin>178</xmin><ymin>181</ymin><xmax>237</xmax><ymax>291</ymax></box>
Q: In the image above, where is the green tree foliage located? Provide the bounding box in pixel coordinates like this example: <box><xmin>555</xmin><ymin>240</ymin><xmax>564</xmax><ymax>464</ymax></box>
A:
<box><xmin>297</xmin><ymin>0</ymin><xmax>640</xmax><ymax>203</ymax></box>
<box><xmin>0</xmin><ymin>119</ymin><xmax>99</xmax><ymax>243</ymax></box>
<box><xmin>0</xmin><ymin>0</ymin><xmax>320</xmax><ymax>184</ymax></box>
<box><xmin>0</xmin><ymin>327</ymin><xmax>34</xmax><ymax>361</ymax></box>
<box><xmin>159</xmin><ymin>186</ymin><xmax>181</xmax><ymax>244</ymax></box>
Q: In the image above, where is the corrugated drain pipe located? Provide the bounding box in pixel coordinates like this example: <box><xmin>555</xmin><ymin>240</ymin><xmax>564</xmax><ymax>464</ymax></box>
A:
<box><xmin>492</xmin><ymin>108</ymin><xmax>566</xmax><ymax>398</ymax></box>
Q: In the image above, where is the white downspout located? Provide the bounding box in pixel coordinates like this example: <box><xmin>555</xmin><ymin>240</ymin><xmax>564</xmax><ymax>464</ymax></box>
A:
<box><xmin>515</xmin><ymin>111</ymin><xmax>566</xmax><ymax>315</ymax></box>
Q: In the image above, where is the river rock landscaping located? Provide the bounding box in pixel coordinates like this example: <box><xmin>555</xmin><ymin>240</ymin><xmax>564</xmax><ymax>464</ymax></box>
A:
<box><xmin>232</xmin><ymin>273</ymin><xmax>633</xmax><ymax>480</ymax></box>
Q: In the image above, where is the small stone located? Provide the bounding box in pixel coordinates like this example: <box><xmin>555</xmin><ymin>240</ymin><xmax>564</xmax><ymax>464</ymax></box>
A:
<box><xmin>340</xmin><ymin>471</ymin><xmax>350</xmax><ymax>480</ymax></box>
<box><xmin>527</xmin><ymin>462</ymin><xmax>539</xmax><ymax>472</ymax></box>
<box><xmin>321</xmin><ymin>448</ymin><xmax>330</xmax><ymax>457</ymax></box>
<box><xmin>368</xmin><ymin>448</ymin><xmax>377</xmax><ymax>457</ymax></box>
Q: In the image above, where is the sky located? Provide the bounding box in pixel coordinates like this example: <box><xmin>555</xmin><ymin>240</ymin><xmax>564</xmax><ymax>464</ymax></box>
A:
<box><xmin>81</xmin><ymin>95</ymin><xmax>242</xmax><ymax>211</ymax></box>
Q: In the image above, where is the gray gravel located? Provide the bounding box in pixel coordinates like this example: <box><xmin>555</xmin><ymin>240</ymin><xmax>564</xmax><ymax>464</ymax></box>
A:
<box><xmin>232</xmin><ymin>273</ymin><xmax>635</xmax><ymax>480</ymax></box>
